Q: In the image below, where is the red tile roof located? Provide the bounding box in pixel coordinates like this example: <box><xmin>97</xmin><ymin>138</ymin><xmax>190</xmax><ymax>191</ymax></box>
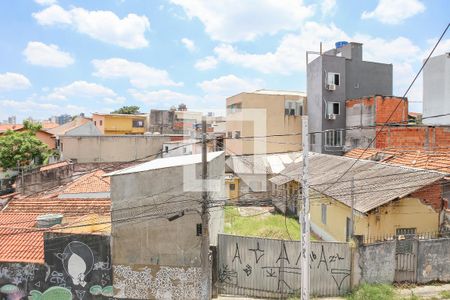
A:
<box><xmin>345</xmin><ymin>148</ymin><xmax>450</xmax><ymax>174</ymax></box>
<box><xmin>3</xmin><ymin>198</ymin><xmax>111</xmax><ymax>215</ymax></box>
<box><xmin>62</xmin><ymin>170</ymin><xmax>110</xmax><ymax>194</ymax></box>
<box><xmin>39</xmin><ymin>161</ymin><xmax>70</xmax><ymax>172</ymax></box>
<box><xmin>0</xmin><ymin>214</ymin><xmax>44</xmax><ymax>264</ymax></box>
<box><xmin>0</xmin><ymin>124</ymin><xmax>24</xmax><ymax>133</ymax></box>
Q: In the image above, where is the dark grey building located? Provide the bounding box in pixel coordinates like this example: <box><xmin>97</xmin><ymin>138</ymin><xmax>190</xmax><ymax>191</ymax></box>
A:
<box><xmin>149</xmin><ymin>109</ymin><xmax>175</xmax><ymax>133</ymax></box>
<box><xmin>307</xmin><ymin>42</ymin><xmax>392</xmax><ymax>155</ymax></box>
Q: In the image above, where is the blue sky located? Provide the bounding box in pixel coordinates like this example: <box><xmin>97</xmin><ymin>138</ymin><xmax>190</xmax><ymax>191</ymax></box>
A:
<box><xmin>0</xmin><ymin>0</ymin><xmax>449</xmax><ymax>122</ymax></box>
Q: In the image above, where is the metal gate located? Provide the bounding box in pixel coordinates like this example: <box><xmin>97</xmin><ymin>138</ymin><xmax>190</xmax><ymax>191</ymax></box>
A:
<box><xmin>217</xmin><ymin>234</ymin><xmax>352</xmax><ymax>298</ymax></box>
<box><xmin>394</xmin><ymin>238</ymin><xmax>418</xmax><ymax>282</ymax></box>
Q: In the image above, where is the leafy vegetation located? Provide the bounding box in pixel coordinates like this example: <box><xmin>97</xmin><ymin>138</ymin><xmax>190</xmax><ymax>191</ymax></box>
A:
<box><xmin>346</xmin><ymin>284</ymin><xmax>395</xmax><ymax>300</ymax></box>
<box><xmin>440</xmin><ymin>290</ymin><xmax>450</xmax><ymax>299</ymax></box>
<box><xmin>224</xmin><ymin>206</ymin><xmax>300</xmax><ymax>240</ymax></box>
<box><xmin>0</xmin><ymin>121</ymin><xmax>52</xmax><ymax>170</ymax></box>
<box><xmin>111</xmin><ymin>105</ymin><xmax>141</xmax><ymax>114</ymax></box>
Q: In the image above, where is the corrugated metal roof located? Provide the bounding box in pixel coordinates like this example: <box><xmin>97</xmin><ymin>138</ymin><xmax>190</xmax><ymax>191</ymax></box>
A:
<box><xmin>226</xmin><ymin>152</ymin><xmax>302</xmax><ymax>175</ymax></box>
<box><xmin>106</xmin><ymin>151</ymin><xmax>224</xmax><ymax>176</ymax></box>
<box><xmin>270</xmin><ymin>153</ymin><xmax>445</xmax><ymax>213</ymax></box>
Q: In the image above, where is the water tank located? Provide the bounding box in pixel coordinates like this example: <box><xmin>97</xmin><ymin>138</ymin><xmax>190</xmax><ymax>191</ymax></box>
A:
<box><xmin>36</xmin><ymin>213</ymin><xmax>63</xmax><ymax>228</ymax></box>
<box><xmin>335</xmin><ymin>41</ymin><xmax>349</xmax><ymax>49</ymax></box>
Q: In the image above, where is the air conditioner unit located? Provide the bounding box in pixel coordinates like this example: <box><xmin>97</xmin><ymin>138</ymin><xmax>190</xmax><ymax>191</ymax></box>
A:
<box><xmin>326</xmin><ymin>84</ymin><xmax>336</xmax><ymax>91</ymax></box>
<box><xmin>327</xmin><ymin>114</ymin><xmax>336</xmax><ymax>120</ymax></box>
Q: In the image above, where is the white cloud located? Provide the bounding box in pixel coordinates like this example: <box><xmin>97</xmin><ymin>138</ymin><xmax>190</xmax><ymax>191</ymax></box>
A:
<box><xmin>361</xmin><ymin>0</ymin><xmax>425</xmax><ymax>24</ymax></box>
<box><xmin>169</xmin><ymin>0</ymin><xmax>314</xmax><ymax>42</ymax></box>
<box><xmin>92</xmin><ymin>58</ymin><xmax>182</xmax><ymax>89</ymax></box>
<box><xmin>23</xmin><ymin>41</ymin><xmax>74</xmax><ymax>68</ymax></box>
<box><xmin>33</xmin><ymin>5</ymin><xmax>150</xmax><ymax>49</ymax></box>
<box><xmin>181</xmin><ymin>38</ymin><xmax>196</xmax><ymax>52</ymax></box>
<box><xmin>129</xmin><ymin>89</ymin><xmax>197</xmax><ymax>107</ymax></box>
<box><xmin>321</xmin><ymin>0</ymin><xmax>336</xmax><ymax>16</ymax></box>
<box><xmin>0</xmin><ymin>73</ymin><xmax>32</xmax><ymax>92</ymax></box>
<box><xmin>198</xmin><ymin>74</ymin><xmax>263</xmax><ymax>103</ymax></box>
<box><xmin>0</xmin><ymin>99</ymin><xmax>59</xmax><ymax>111</ymax></box>
<box><xmin>214</xmin><ymin>22</ymin><xmax>348</xmax><ymax>74</ymax></box>
<box><xmin>47</xmin><ymin>80</ymin><xmax>123</xmax><ymax>104</ymax></box>
<box><xmin>35</xmin><ymin>0</ymin><xmax>57</xmax><ymax>6</ymax></box>
<box><xmin>194</xmin><ymin>56</ymin><xmax>218</xmax><ymax>71</ymax></box>
<box><xmin>32</xmin><ymin>5</ymin><xmax>72</xmax><ymax>25</ymax></box>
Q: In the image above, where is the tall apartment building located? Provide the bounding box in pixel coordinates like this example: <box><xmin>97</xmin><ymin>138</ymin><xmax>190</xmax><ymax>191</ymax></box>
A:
<box><xmin>307</xmin><ymin>42</ymin><xmax>392</xmax><ymax>155</ymax></box>
<box><xmin>226</xmin><ymin>89</ymin><xmax>306</xmax><ymax>155</ymax></box>
<box><xmin>423</xmin><ymin>53</ymin><xmax>450</xmax><ymax>125</ymax></box>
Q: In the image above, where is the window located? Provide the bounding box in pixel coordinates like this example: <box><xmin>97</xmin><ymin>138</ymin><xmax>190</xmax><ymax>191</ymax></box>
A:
<box><xmin>321</xmin><ymin>204</ymin><xmax>327</xmax><ymax>225</ymax></box>
<box><xmin>351</xmin><ymin>138</ymin><xmax>360</xmax><ymax>148</ymax></box>
<box><xmin>346</xmin><ymin>217</ymin><xmax>351</xmax><ymax>242</ymax></box>
<box><xmin>94</xmin><ymin>121</ymin><xmax>96</xmax><ymax>126</ymax></box>
<box><xmin>284</xmin><ymin>100</ymin><xmax>303</xmax><ymax>116</ymax></box>
<box><xmin>234</xmin><ymin>131</ymin><xmax>241</xmax><ymax>139</ymax></box>
<box><xmin>182</xmin><ymin>147</ymin><xmax>187</xmax><ymax>154</ymax></box>
<box><xmin>229</xmin><ymin>183</ymin><xmax>236</xmax><ymax>191</ymax></box>
<box><xmin>227</xmin><ymin>131</ymin><xmax>232</xmax><ymax>139</ymax></box>
<box><xmin>396</xmin><ymin>228</ymin><xmax>416</xmax><ymax>236</ymax></box>
<box><xmin>164</xmin><ymin>146</ymin><xmax>169</xmax><ymax>153</ymax></box>
<box><xmin>325</xmin><ymin>130</ymin><xmax>343</xmax><ymax>147</ymax></box>
<box><xmin>327</xmin><ymin>102</ymin><xmax>340</xmax><ymax>115</ymax></box>
<box><xmin>227</xmin><ymin>103</ymin><xmax>242</xmax><ymax>113</ymax></box>
<box><xmin>310</xmin><ymin>133</ymin><xmax>316</xmax><ymax>145</ymax></box>
<box><xmin>132</xmin><ymin>119</ymin><xmax>144</xmax><ymax>128</ymax></box>
<box><xmin>99</xmin><ymin>120</ymin><xmax>103</xmax><ymax>126</ymax></box>
<box><xmin>327</xmin><ymin>72</ymin><xmax>340</xmax><ymax>86</ymax></box>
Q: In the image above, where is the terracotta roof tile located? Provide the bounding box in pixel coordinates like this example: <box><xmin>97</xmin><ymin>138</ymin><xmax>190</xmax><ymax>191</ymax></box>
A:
<box><xmin>62</xmin><ymin>170</ymin><xmax>110</xmax><ymax>194</ymax></box>
<box><xmin>345</xmin><ymin>148</ymin><xmax>450</xmax><ymax>174</ymax></box>
<box><xmin>3</xmin><ymin>198</ymin><xmax>111</xmax><ymax>216</ymax></box>
<box><xmin>0</xmin><ymin>124</ymin><xmax>24</xmax><ymax>133</ymax></box>
<box><xmin>39</xmin><ymin>161</ymin><xmax>70</xmax><ymax>172</ymax></box>
<box><xmin>0</xmin><ymin>214</ymin><xmax>44</xmax><ymax>264</ymax></box>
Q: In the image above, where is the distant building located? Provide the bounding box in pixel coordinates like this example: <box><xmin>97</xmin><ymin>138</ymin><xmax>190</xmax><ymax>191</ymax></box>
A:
<box><xmin>50</xmin><ymin>114</ymin><xmax>72</xmax><ymax>125</ymax></box>
<box><xmin>307</xmin><ymin>42</ymin><xmax>393</xmax><ymax>155</ymax></box>
<box><xmin>92</xmin><ymin>113</ymin><xmax>147</xmax><ymax>135</ymax></box>
<box><xmin>423</xmin><ymin>53</ymin><xmax>450</xmax><ymax>125</ymax></box>
<box><xmin>173</xmin><ymin>110</ymin><xmax>203</xmax><ymax>134</ymax></box>
<box><xmin>149</xmin><ymin>109</ymin><xmax>175</xmax><ymax>134</ymax></box>
<box><xmin>7</xmin><ymin>116</ymin><xmax>16</xmax><ymax>124</ymax></box>
<box><xmin>226</xmin><ymin>89</ymin><xmax>306</xmax><ymax>155</ymax></box>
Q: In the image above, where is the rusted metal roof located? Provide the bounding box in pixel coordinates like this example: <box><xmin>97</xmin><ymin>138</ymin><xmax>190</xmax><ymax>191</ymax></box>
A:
<box><xmin>270</xmin><ymin>153</ymin><xmax>445</xmax><ymax>213</ymax></box>
<box><xmin>226</xmin><ymin>152</ymin><xmax>303</xmax><ymax>175</ymax></box>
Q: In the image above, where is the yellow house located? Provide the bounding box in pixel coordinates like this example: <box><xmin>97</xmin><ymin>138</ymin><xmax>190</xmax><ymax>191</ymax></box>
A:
<box><xmin>92</xmin><ymin>113</ymin><xmax>147</xmax><ymax>135</ymax></box>
<box><xmin>225</xmin><ymin>174</ymin><xmax>240</xmax><ymax>201</ymax></box>
<box><xmin>270</xmin><ymin>154</ymin><xmax>446</xmax><ymax>242</ymax></box>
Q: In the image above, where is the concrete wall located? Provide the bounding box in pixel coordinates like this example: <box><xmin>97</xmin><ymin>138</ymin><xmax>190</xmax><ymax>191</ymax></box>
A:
<box><xmin>423</xmin><ymin>53</ymin><xmax>450</xmax><ymax>125</ymax></box>
<box><xmin>417</xmin><ymin>238</ymin><xmax>450</xmax><ymax>283</ymax></box>
<box><xmin>226</xmin><ymin>92</ymin><xmax>304</xmax><ymax>155</ymax></box>
<box><xmin>60</xmin><ymin>135</ymin><xmax>170</xmax><ymax>163</ymax></box>
<box><xmin>110</xmin><ymin>153</ymin><xmax>225</xmax><ymax>299</ymax></box>
<box><xmin>357</xmin><ymin>241</ymin><xmax>396</xmax><ymax>284</ymax></box>
<box><xmin>308</xmin><ymin>56</ymin><xmax>324</xmax><ymax>153</ymax></box>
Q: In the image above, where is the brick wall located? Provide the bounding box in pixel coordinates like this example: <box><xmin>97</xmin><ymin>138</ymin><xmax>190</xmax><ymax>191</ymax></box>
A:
<box><xmin>375</xmin><ymin>126</ymin><xmax>450</xmax><ymax>149</ymax></box>
<box><xmin>411</xmin><ymin>180</ymin><xmax>444</xmax><ymax>211</ymax></box>
<box><xmin>375</xmin><ymin>96</ymin><xmax>408</xmax><ymax>124</ymax></box>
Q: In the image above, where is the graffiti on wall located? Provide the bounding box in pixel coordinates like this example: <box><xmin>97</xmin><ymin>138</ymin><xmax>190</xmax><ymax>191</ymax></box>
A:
<box><xmin>218</xmin><ymin>235</ymin><xmax>351</xmax><ymax>297</ymax></box>
<box><xmin>0</xmin><ymin>234</ymin><xmax>113</xmax><ymax>300</ymax></box>
<box><xmin>113</xmin><ymin>264</ymin><xmax>203</xmax><ymax>299</ymax></box>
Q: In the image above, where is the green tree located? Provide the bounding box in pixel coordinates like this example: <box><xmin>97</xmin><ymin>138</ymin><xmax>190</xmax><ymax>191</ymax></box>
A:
<box><xmin>111</xmin><ymin>105</ymin><xmax>140</xmax><ymax>114</ymax></box>
<box><xmin>0</xmin><ymin>124</ymin><xmax>51</xmax><ymax>170</ymax></box>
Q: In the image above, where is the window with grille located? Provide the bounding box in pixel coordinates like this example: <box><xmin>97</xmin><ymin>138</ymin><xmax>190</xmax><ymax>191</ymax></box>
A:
<box><xmin>321</xmin><ymin>204</ymin><xmax>327</xmax><ymax>224</ymax></box>
<box><xmin>132</xmin><ymin>119</ymin><xmax>144</xmax><ymax>128</ymax></box>
<box><xmin>285</xmin><ymin>100</ymin><xmax>303</xmax><ymax>116</ymax></box>
<box><xmin>324</xmin><ymin>130</ymin><xmax>343</xmax><ymax>147</ymax></box>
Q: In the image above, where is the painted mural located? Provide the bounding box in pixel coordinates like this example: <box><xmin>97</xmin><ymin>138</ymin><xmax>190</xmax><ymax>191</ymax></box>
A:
<box><xmin>0</xmin><ymin>234</ymin><xmax>112</xmax><ymax>300</ymax></box>
<box><xmin>113</xmin><ymin>264</ymin><xmax>204</xmax><ymax>300</ymax></box>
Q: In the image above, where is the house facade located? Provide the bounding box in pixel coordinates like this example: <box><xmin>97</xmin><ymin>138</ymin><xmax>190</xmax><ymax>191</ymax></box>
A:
<box><xmin>107</xmin><ymin>152</ymin><xmax>225</xmax><ymax>299</ymax></box>
<box><xmin>226</xmin><ymin>89</ymin><xmax>306</xmax><ymax>156</ymax></box>
<box><xmin>270</xmin><ymin>154</ymin><xmax>446</xmax><ymax>242</ymax></box>
<box><xmin>307</xmin><ymin>42</ymin><xmax>392</xmax><ymax>155</ymax></box>
<box><xmin>92</xmin><ymin>113</ymin><xmax>147</xmax><ymax>135</ymax></box>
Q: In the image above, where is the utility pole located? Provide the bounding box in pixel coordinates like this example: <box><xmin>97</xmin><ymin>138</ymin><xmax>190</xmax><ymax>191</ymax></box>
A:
<box><xmin>350</xmin><ymin>177</ymin><xmax>355</xmax><ymax>239</ymax></box>
<box><xmin>201</xmin><ymin>118</ymin><xmax>211</xmax><ymax>300</ymax></box>
<box><xmin>301</xmin><ymin>116</ymin><xmax>310</xmax><ymax>300</ymax></box>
